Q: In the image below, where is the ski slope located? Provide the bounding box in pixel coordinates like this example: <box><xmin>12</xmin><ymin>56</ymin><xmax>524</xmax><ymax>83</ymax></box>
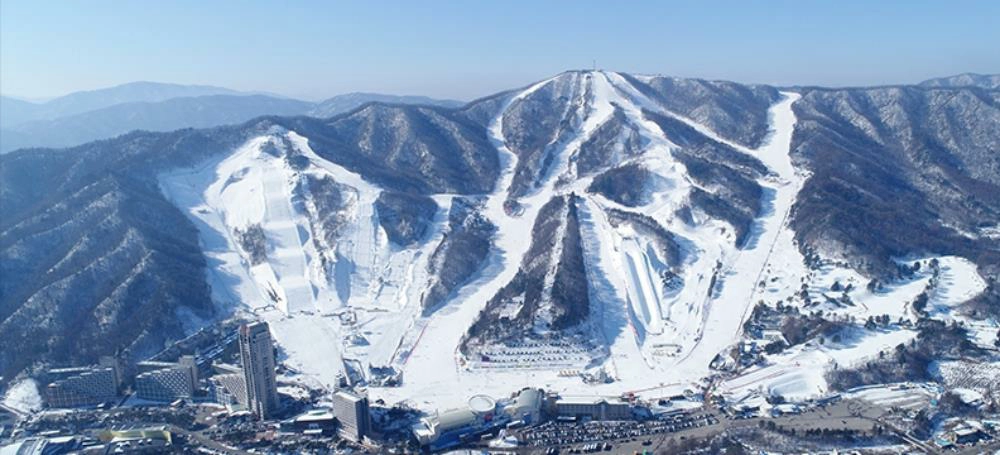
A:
<box><xmin>374</xmin><ymin>74</ymin><xmax>812</xmax><ymax>409</ymax></box>
<box><xmin>158</xmin><ymin>71</ymin><xmax>990</xmax><ymax>412</ymax></box>
<box><xmin>374</xmin><ymin>74</ymin><xmax>582</xmax><ymax>408</ymax></box>
<box><xmin>160</xmin><ymin>128</ymin><xmax>451</xmax><ymax>388</ymax></box>
<box><xmin>620</xmin><ymin>235</ymin><xmax>666</xmax><ymax>335</ymax></box>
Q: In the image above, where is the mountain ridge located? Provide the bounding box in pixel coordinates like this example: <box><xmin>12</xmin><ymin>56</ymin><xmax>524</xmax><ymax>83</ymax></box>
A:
<box><xmin>1</xmin><ymin>70</ymin><xmax>997</xmax><ymax>394</ymax></box>
<box><xmin>0</xmin><ymin>86</ymin><xmax>468</xmax><ymax>153</ymax></box>
<box><xmin>918</xmin><ymin>72</ymin><xmax>1000</xmax><ymax>90</ymax></box>
<box><xmin>0</xmin><ymin>81</ymin><xmax>245</xmax><ymax>127</ymax></box>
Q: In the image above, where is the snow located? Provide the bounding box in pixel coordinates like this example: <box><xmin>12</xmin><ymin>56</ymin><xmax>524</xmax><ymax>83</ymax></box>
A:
<box><xmin>757</xmin><ymin>254</ymin><xmax>987</xmax><ymax>324</ymax></box>
<box><xmin>373</xmin><ymin>74</ymin><xmax>813</xmax><ymax>409</ymax></box>
<box><xmin>720</xmin><ymin>328</ymin><xmax>918</xmax><ymax>402</ymax></box>
<box><xmin>717</xmin><ymin>252</ymin><xmax>987</xmax><ymax>402</ymax></box>
<box><xmin>844</xmin><ymin>383</ymin><xmax>937</xmax><ymax>410</ymax></box>
<box><xmin>158</xmin><ymin>70</ymin><xmax>991</xmax><ymax>415</ymax></box>
<box><xmin>951</xmin><ymin>387</ymin><xmax>984</xmax><ymax>405</ymax></box>
<box><xmin>579</xmin><ymin>86</ymin><xmax>807</xmax><ymax>387</ymax></box>
<box><xmin>160</xmin><ymin>128</ymin><xmax>452</xmax><ymax>389</ymax></box>
<box><xmin>372</xmin><ymin>74</ymin><xmax>579</xmax><ymax>408</ymax></box>
<box><xmin>3</xmin><ymin>378</ymin><xmax>42</xmax><ymax>414</ymax></box>
<box><xmin>620</xmin><ymin>235</ymin><xmax>666</xmax><ymax>335</ymax></box>
<box><xmin>717</xmin><ymin>253</ymin><xmax>988</xmax><ymax>402</ymax></box>
<box><xmin>935</xmin><ymin>360</ymin><xmax>1000</xmax><ymax>400</ymax></box>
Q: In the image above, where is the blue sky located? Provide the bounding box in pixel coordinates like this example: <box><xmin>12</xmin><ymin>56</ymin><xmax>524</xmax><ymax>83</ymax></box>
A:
<box><xmin>2</xmin><ymin>0</ymin><xmax>998</xmax><ymax>101</ymax></box>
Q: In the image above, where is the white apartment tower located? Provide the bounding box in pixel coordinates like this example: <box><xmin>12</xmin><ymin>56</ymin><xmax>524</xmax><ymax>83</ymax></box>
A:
<box><xmin>239</xmin><ymin>322</ymin><xmax>280</xmax><ymax>419</ymax></box>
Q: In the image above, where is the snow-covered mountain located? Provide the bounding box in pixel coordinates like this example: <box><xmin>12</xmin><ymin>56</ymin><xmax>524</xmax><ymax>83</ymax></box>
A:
<box><xmin>308</xmin><ymin>92</ymin><xmax>464</xmax><ymax>118</ymax></box>
<box><xmin>919</xmin><ymin>72</ymin><xmax>1000</xmax><ymax>90</ymax></box>
<box><xmin>2</xmin><ymin>72</ymin><xmax>998</xmax><ymax>409</ymax></box>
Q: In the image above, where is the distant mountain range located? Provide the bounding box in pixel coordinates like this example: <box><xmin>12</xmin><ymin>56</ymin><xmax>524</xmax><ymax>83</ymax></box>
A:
<box><xmin>918</xmin><ymin>72</ymin><xmax>1000</xmax><ymax>90</ymax></box>
<box><xmin>309</xmin><ymin>92</ymin><xmax>465</xmax><ymax>118</ymax></box>
<box><xmin>6</xmin><ymin>74</ymin><xmax>992</xmax><ymax>155</ymax></box>
<box><xmin>0</xmin><ymin>81</ymin><xmax>244</xmax><ymax>127</ymax></box>
<box><xmin>0</xmin><ymin>82</ymin><xmax>464</xmax><ymax>153</ymax></box>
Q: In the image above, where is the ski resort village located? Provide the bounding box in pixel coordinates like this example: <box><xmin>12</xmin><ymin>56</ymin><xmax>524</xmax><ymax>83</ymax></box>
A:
<box><xmin>4</xmin><ymin>70</ymin><xmax>1000</xmax><ymax>454</ymax></box>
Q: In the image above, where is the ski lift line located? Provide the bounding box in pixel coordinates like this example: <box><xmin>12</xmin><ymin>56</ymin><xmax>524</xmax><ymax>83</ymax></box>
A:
<box><xmin>398</xmin><ymin>320</ymin><xmax>431</xmax><ymax>368</ymax></box>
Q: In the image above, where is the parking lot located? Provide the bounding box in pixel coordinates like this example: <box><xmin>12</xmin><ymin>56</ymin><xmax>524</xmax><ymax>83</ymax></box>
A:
<box><xmin>505</xmin><ymin>398</ymin><xmax>900</xmax><ymax>454</ymax></box>
<box><xmin>514</xmin><ymin>411</ymin><xmax>718</xmax><ymax>452</ymax></box>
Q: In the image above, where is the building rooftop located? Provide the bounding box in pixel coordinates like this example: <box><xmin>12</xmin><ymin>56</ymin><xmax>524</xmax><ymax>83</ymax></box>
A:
<box><xmin>137</xmin><ymin>361</ymin><xmax>177</xmax><ymax>368</ymax></box>
<box><xmin>468</xmin><ymin>395</ymin><xmax>496</xmax><ymax>414</ymax></box>
<box><xmin>294</xmin><ymin>409</ymin><xmax>335</xmax><ymax>423</ymax></box>
<box><xmin>506</xmin><ymin>388</ymin><xmax>543</xmax><ymax>417</ymax></box>
<box><xmin>212</xmin><ymin>363</ymin><xmax>242</xmax><ymax>375</ymax></box>
<box><xmin>556</xmin><ymin>395</ymin><xmax>626</xmax><ymax>405</ymax></box>
<box><xmin>430</xmin><ymin>408</ymin><xmax>478</xmax><ymax>433</ymax></box>
<box><xmin>45</xmin><ymin>366</ymin><xmax>100</xmax><ymax>377</ymax></box>
<box><xmin>334</xmin><ymin>390</ymin><xmax>365</xmax><ymax>403</ymax></box>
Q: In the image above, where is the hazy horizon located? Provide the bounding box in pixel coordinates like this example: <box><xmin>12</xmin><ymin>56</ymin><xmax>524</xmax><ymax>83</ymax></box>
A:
<box><xmin>0</xmin><ymin>81</ymin><xmax>471</xmax><ymax>104</ymax></box>
<box><xmin>3</xmin><ymin>0</ymin><xmax>1000</xmax><ymax>101</ymax></box>
<box><xmin>3</xmin><ymin>68</ymin><xmax>1000</xmax><ymax>105</ymax></box>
